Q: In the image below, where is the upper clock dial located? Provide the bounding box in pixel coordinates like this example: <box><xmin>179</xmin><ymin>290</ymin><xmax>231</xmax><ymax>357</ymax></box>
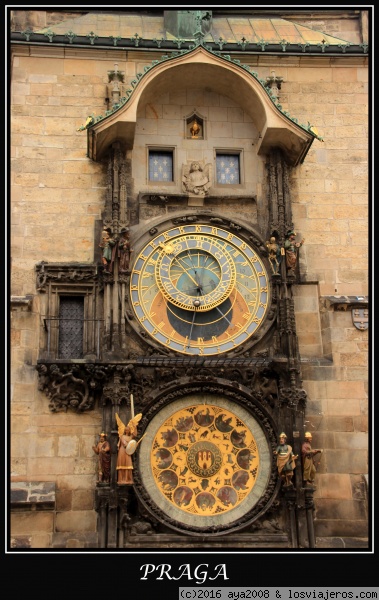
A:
<box><xmin>130</xmin><ymin>224</ymin><xmax>270</xmax><ymax>356</ymax></box>
<box><xmin>155</xmin><ymin>236</ymin><xmax>236</xmax><ymax>312</ymax></box>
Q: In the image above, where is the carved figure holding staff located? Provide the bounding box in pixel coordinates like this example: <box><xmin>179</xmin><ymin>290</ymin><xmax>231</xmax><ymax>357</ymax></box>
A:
<box><xmin>284</xmin><ymin>230</ymin><xmax>305</xmax><ymax>276</ymax></box>
<box><xmin>118</xmin><ymin>227</ymin><xmax>131</xmax><ymax>273</ymax></box>
<box><xmin>274</xmin><ymin>432</ymin><xmax>298</xmax><ymax>487</ymax></box>
<box><xmin>302</xmin><ymin>432</ymin><xmax>323</xmax><ymax>486</ymax></box>
<box><xmin>92</xmin><ymin>432</ymin><xmax>111</xmax><ymax>483</ymax></box>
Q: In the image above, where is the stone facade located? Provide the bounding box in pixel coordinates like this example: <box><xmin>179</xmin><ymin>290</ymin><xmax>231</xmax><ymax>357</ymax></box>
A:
<box><xmin>9</xmin><ymin>10</ymin><xmax>369</xmax><ymax>549</ymax></box>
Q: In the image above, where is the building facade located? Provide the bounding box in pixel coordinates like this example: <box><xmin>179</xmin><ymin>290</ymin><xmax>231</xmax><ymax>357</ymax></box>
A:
<box><xmin>9</xmin><ymin>9</ymin><xmax>370</xmax><ymax>550</ymax></box>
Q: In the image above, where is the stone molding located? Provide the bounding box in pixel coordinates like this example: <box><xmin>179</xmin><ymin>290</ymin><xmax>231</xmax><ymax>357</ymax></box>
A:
<box><xmin>320</xmin><ymin>295</ymin><xmax>369</xmax><ymax>311</ymax></box>
<box><xmin>10</xmin><ymin>295</ymin><xmax>33</xmax><ymax>310</ymax></box>
<box><xmin>10</xmin><ymin>481</ymin><xmax>56</xmax><ymax>511</ymax></box>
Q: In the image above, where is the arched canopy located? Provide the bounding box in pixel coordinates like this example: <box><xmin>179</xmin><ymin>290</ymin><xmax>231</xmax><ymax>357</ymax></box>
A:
<box><xmin>88</xmin><ymin>45</ymin><xmax>315</xmax><ymax>166</ymax></box>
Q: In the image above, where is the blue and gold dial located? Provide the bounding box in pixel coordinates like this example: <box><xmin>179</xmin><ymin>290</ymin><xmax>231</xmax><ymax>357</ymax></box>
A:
<box><xmin>130</xmin><ymin>224</ymin><xmax>270</xmax><ymax>356</ymax></box>
<box><xmin>155</xmin><ymin>236</ymin><xmax>236</xmax><ymax>312</ymax></box>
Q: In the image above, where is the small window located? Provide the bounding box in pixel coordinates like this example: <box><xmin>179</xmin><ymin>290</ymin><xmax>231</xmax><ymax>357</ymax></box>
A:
<box><xmin>58</xmin><ymin>296</ymin><xmax>84</xmax><ymax>359</ymax></box>
<box><xmin>148</xmin><ymin>151</ymin><xmax>173</xmax><ymax>182</ymax></box>
<box><xmin>216</xmin><ymin>153</ymin><xmax>240</xmax><ymax>184</ymax></box>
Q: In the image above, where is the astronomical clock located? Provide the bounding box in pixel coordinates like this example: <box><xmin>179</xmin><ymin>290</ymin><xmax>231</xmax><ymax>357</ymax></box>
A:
<box><xmin>127</xmin><ymin>221</ymin><xmax>278</xmax><ymax>535</ymax></box>
<box><xmin>130</xmin><ymin>223</ymin><xmax>270</xmax><ymax>356</ymax></box>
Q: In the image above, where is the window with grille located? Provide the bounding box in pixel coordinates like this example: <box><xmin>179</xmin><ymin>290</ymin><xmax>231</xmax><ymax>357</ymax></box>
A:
<box><xmin>215</xmin><ymin>153</ymin><xmax>241</xmax><ymax>184</ymax></box>
<box><xmin>148</xmin><ymin>150</ymin><xmax>174</xmax><ymax>182</ymax></box>
<box><xmin>58</xmin><ymin>296</ymin><xmax>84</xmax><ymax>359</ymax></box>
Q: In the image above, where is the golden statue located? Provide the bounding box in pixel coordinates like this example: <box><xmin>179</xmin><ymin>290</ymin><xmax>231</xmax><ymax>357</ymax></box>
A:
<box><xmin>190</xmin><ymin>118</ymin><xmax>201</xmax><ymax>138</ymax></box>
<box><xmin>115</xmin><ymin>412</ymin><xmax>142</xmax><ymax>484</ymax></box>
<box><xmin>77</xmin><ymin>115</ymin><xmax>94</xmax><ymax>131</ymax></box>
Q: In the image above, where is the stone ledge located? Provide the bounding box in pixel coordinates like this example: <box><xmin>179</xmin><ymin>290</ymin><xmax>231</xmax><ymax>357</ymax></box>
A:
<box><xmin>123</xmin><ymin>533</ymin><xmax>289</xmax><ymax>548</ymax></box>
<box><xmin>320</xmin><ymin>295</ymin><xmax>368</xmax><ymax>311</ymax></box>
<box><xmin>10</xmin><ymin>481</ymin><xmax>56</xmax><ymax>510</ymax></box>
<box><xmin>10</xmin><ymin>295</ymin><xmax>33</xmax><ymax>310</ymax></box>
<box><xmin>140</xmin><ymin>193</ymin><xmax>257</xmax><ymax>204</ymax></box>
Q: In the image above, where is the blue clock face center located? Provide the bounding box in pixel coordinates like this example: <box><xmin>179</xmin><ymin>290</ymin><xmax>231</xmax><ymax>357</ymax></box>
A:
<box><xmin>156</xmin><ymin>239</ymin><xmax>236</xmax><ymax>312</ymax></box>
<box><xmin>173</xmin><ymin>250</ymin><xmax>221</xmax><ymax>298</ymax></box>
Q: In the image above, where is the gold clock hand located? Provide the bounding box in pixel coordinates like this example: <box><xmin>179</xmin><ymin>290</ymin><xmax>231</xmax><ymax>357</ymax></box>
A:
<box><xmin>184</xmin><ymin>251</ymin><xmax>203</xmax><ymax>288</ymax></box>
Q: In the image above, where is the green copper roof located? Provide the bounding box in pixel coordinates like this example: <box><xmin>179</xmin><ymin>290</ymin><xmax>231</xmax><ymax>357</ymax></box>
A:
<box><xmin>35</xmin><ymin>12</ymin><xmax>353</xmax><ymax>45</ymax></box>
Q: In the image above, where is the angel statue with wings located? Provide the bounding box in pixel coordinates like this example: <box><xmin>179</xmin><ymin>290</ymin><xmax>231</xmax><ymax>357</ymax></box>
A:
<box><xmin>115</xmin><ymin>412</ymin><xmax>142</xmax><ymax>484</ymax></box>
<box><xmin>182</xmin><ymin>161</ymin><xmax>212</xmax><ymax>196</ymax></box>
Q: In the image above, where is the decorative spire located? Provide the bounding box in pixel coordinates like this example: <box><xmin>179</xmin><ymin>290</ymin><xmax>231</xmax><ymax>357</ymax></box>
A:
<box><xmin>193</xmin><ymin>10</ymin><xmax>205</xmax><ymax>46</ymax></box>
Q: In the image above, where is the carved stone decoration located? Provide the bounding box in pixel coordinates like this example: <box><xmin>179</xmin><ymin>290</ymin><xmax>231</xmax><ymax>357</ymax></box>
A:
<box><xmin>249</xmin><ymin>508</ymin><xmax>284</xmax><ymax>533</ymax></box>
<box><xmin>172</xmin><ymin>215</ymin><xmax>199</xmax><ymax>223</ymax></box>
<box><xmin>36</xmin><ymin>363</ymin><xmax>113</xmax><ymax>412</ymax></box>
<box><xmin>265</xmin><ymin>70</ymin><xmax>283</xmax><ymax>100</ymax></box>
<box><xmin>95</xmin><ymin>485</ymin><xmax>134</xmax><ymax>548</ymax></box>
<box><xmin>35</xmin><ymin>262</ymin><xmax>98</xmax><ymax>293</ymax></box>
<box><xmin>102</xmin><ymin>365</ymin><xmax>136</xmax><ymax>405</ymax></box>
<box><xmin>267</xmin><ymin>150</ymin><xmax>294</xmax><ymax>248</ymax></box>
<box><xmin>102</xmin><ymin>142</ymin><xmax>129</xmax><ymax>233</ymax></box>
<box><xmin>129</xmin><ymin>519</ymin><xmax>156</xmax><ymax>535</ymax></box>
<box><xmin>95</xmin><ymin>490</ymin><xmax>111</xmax><ymax>513</ymax></box>
<box><xmin>278</xmin><ymin>386</ymin><xmax>307</xmax><ymax>410</ymax></box>
<box><xmin>182</xmin><ymin>160</ymin><xmax>212</xmax><ymax>196</ymax></box>
<box><xmin>102</xmin><ymin>384</ymin><xmax>130</xmax><ymax>407</ymax></box>
<box><xmin>248</xmin><ymin>367</ymin><xmax>279</xmax><ymax>409</ymax></box>
<box><xmin>119</xmin><ymin>496</ymin><xmax>132</xmax><ymax>534</ymax></box>
<box><xmin>248</xmin><ymin>234</ymin><xmax>267</xmax><ymax>255</ymax></box>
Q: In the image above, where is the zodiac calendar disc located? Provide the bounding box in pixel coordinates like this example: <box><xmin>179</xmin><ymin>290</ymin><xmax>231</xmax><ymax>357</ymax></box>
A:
<box><xmin>137</xmin><ymin>394</ymin><xmax>272</xmax><ymax>529</ymax></box>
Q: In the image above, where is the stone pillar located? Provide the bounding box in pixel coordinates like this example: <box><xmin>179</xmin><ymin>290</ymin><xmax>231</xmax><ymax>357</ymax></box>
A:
<box><xmin>304</xmin><ymin>486</ymin><xmax>316</xmax><ymax>548</ymax></box>
<box><xmin>283</xmin><ymin>487</ymin><xmax>298</xmax><ymax>548</ymax></box>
